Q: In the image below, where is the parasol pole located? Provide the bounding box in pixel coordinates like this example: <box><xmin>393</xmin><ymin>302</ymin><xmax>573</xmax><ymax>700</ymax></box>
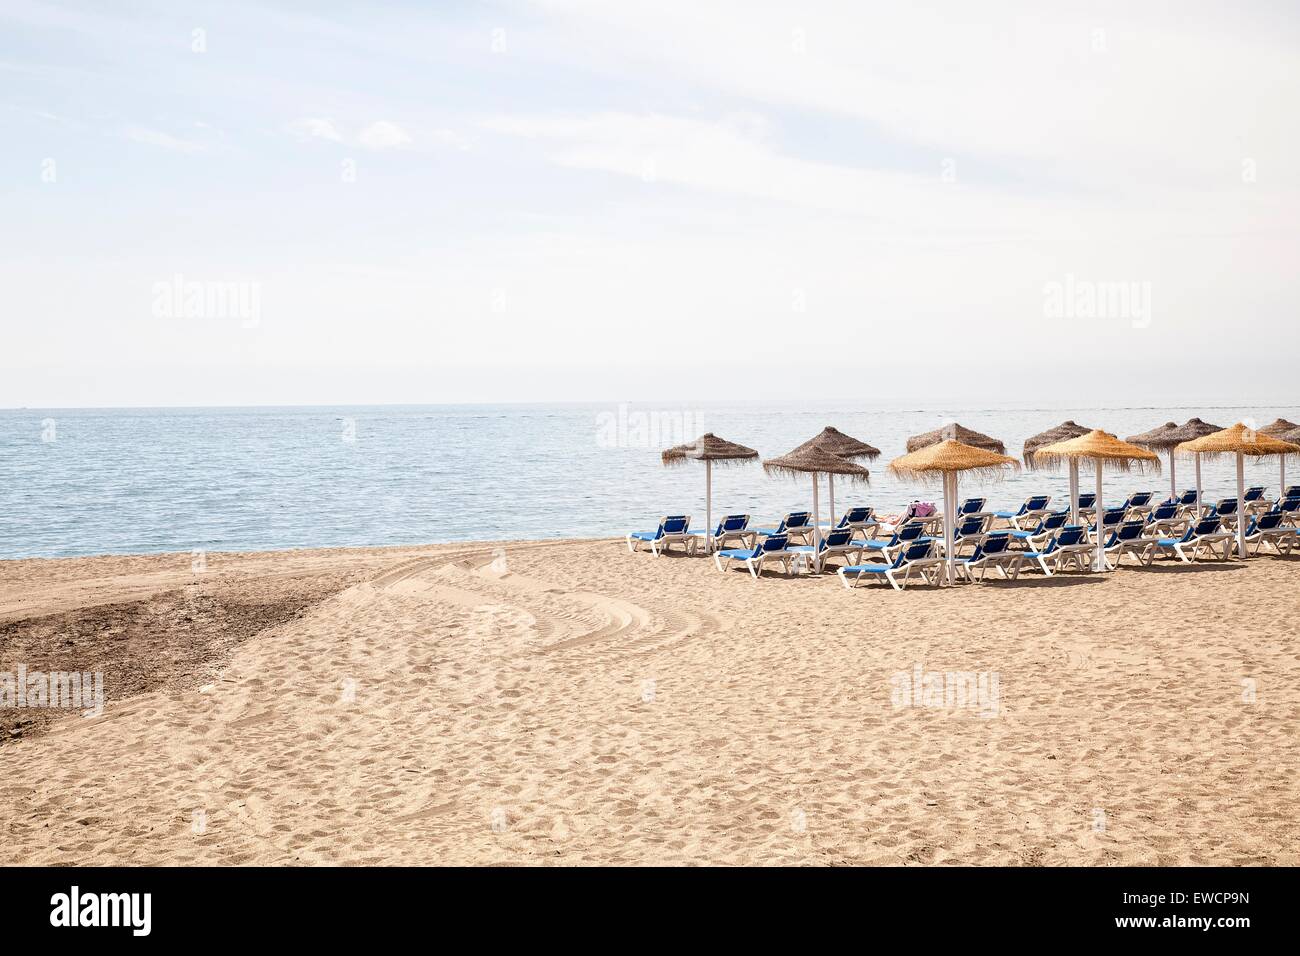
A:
<box><xmin>705</xmin><ymin>459</ymin><xmax>713</xmax><ymax>553</ymax></box>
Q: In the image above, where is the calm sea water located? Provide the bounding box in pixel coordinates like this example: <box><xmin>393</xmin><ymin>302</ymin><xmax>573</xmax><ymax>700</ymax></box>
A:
<box><xmin>2</xmin><ymin>402</ymin><xmax>1296</xmax><ymax>559</ymax></box>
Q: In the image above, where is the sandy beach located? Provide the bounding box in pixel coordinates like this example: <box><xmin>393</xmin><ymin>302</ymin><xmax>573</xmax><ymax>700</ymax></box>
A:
<box><xmin>1</xmin><ymin>537</ymin><xmax>1297</xmax><ymax>866</ymax></box>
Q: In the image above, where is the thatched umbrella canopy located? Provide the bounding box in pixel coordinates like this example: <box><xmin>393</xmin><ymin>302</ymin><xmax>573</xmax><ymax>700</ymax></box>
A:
<box><xmin>1127</xmin><ymin>420</ymin><xmax>1212</xmax><ymax>500</ymax></box>
<box><xmin>661</xmin><ymin>433</ymin><xmax>758</xmax><ymax>466</ymax></box>
<box><xmin>661</xmin><ymin>433</ymin><xmax>758</xmax><ymax>551</ymax></box>
<box><xmin>906</xmin><ymin>423</ymin><xmax>1005</xmax><ymax>455</ymax></box>
<box><xmin>1260</xmin><ymin>420</ymin><xmax>1300</xmax><ymax>490</ymax></box>
<box><xmin>790</xmin><ymin>425</ymin><xmax>880</xmax><ymax>461</ymax></box>
<box><xmin>790</xmin><ymin>426</ymin><xmax>880</xmax><ymax>532</ymax></box>
<box><xmin>1032</xmin><ymin>430</ymin><xmax>1159</xmax><ymax>572</ymax></box>
<box><xmin>764</xmin><ymin>445</ymin><xmax>870</xmax><ymax>552</ymax></box>
<box><xmin>1176</xmin><ymin>423</ymin><xmax>1300</xmax><ymax>557</ymax></box>
<box><xmin>1023</xmin><ymin>420</ymin><xmax>1092</xmax><ymax>468</ymax></box>
<box><xmin>889</xmin><ymin>440</ymin><xmax>1020</xmax><ymax>586</ymax></box>
<box><xmin>1163</xmin><ymin>418</ymin><xmax>1226</xmax><ymax>510</ymax></box>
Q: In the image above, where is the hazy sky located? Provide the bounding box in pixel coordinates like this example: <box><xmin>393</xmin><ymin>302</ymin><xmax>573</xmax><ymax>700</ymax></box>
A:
<box><xmin>3</xmin><ymin>1</ymin><xmax>1298</xmax><ymax>408</ymax></box>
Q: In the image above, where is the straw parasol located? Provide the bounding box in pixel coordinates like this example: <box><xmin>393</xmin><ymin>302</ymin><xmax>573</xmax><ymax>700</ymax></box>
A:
<box><xmin>1033</xmin><ymin>430</ymin><xmax>1160</xmax><ymax>572</ymax></box>
<box><xmin>790</xmin><ymin>427</ymin><xmax>880</xmax><ymax>536</ymax></box>
<box><xmin>906</xmin><ymin>423</ymin><xmax>1006</xmax><ymax>455</ymax></box>
<box><xmin>1127</xmin><ymin>420</ymin><xmax>1198</xmax><ymax>502</ymax></box>
<box><xmin>889</xmin><ymin>440</ymin><xmax>1020</xmax><ymax>586</ymax></box>
<box><xmin>763</xmin><ymin>444</ymin><xmax>871</xmax><ymax>553</ymax></box>
<box><xmin>1175</xmin><ymin>423</ymin><xmax>1300</xmax><ymax>557</ymax></box>
<box><xmin>1023</xmin><ymin>420</ymin><xmax>1094</xmax><ymax>520</ymax></box>
<box><xmin>662</xmin><ymin>433</ymin><xmax>759</xmax><ymax>551</ymax></box>
<box><xmin>1260</xmin><ymin>419</ymin><xmax>1300</xmax><ymax>491</ymax></box>
<box><xmin>1166</xmin><ymin>418</ymin><xmax>1225</xmax><ymax>513</ymax></box>
<box><xmin>1023</xmin><ymin>421</ymin><xmax>1091</xmax><ymax>467</ymax></box>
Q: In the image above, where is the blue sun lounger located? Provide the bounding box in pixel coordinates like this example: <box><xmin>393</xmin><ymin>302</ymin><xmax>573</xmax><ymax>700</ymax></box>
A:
<box><xmin>1144</xmin><ymin>502</ymin><xmax>1187</xmax><ymax>538</ymax></box>
<box><xmin>1103</xmin><ymin>520</ymin><xmax>1158</xmax><ymax>568</ymax></box>
<box><xmin>626</xmin><ymin>515</ymin><xmax>692</xmax><ymax>556</ymax></box>
<box><xmin>995</xmin><ymin>494</ymin><xmax>1052</xmax><ymax>530</ymax></box>
<box><xmin>948</xmin><ymin>514</ymin><xmax>993</xmax><ymax>556</ymax></box>
<box><xmin>1243</xmin><ymin>511</ymin><xmax>1295</xmax><ymax>555</ymax></box>
<box><xmin>1150</xmin><ymin>516</ymin><xmax>1235</xmax><ymax>563</ymax></box>
<box><xmin>1006</xmin><ymin>509</ymin><xmax>1070</xmax><ymax>551</ymax></box>
<box><xmin>788</xmin><ymin>528</ymin><xmax>861</xmax><ymax>573</ymax></box>
<box><xmin>1021</xmin><ymin>525</ymin><xmax>1095</xmax><ymax>575</ymax></box>
<box><xmin>831</xmin><ymin>506</ymin><xmax>879</xmax><ymax>540</ymax></box>
<box><xmin>1088</xmin><ymin>507</ymin><xmax>1129</xmax><ymax>543</ymax></box>
<box><xmin>713</xmin><ymin>533</ymin><xmax>800</xmax><ymax>578</ymax></box>
<box><xmin>953</xmin><ymin>533</ymin><xmax>1023</xmax><ymax>581</ymax></box>
<box><xmin>687</xmin><ymin>514</ymin><xmax>753</xmax><ymax>552</ymax></box>
<box><xmin>853</xmin><ymin>521</ymin><xmax>933</xmax><ymax>564</ymax></box>
<box><xmin>837</xmin><ymin>539</ymin><xmax>941</xmax><ymax>591</ymax></box>
<box><xmin>753</xmin><ymin>511</ymin><xmax>814</xmax><ymax>545</ymax></box>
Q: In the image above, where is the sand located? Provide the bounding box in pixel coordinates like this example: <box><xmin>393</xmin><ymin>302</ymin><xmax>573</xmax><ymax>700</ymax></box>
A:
<box><xmin>1</xmin><ymin>537</ymin><xmax>1297</xmax><ymax>866</ymax></box>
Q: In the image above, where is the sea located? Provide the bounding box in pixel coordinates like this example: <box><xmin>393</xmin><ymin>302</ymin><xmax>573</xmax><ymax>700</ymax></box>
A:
<box><xmin>2</xmin><ymin>402</ymin><xmax>1296</xmax><ymax>559</ymax></box>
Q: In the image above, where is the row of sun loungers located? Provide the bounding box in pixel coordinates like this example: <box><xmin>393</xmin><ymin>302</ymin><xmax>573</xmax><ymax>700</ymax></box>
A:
<box><xmin>627</xmin><ymin>488</ymin><xmax>1300</xmax><ymax>587</ymax></box>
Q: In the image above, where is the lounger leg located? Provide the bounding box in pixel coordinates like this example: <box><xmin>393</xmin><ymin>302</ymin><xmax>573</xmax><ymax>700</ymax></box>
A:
<box><xmin>886</xmin><ymin>570</ymin><xmax>903</xmax><ymax>591</ymax></box>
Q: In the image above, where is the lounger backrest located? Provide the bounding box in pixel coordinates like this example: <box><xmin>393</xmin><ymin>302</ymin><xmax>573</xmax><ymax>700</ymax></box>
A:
<box><xmin>1215</xmin><ymin>499</ymin><xmax>1237</xmax><ymax>514</ymax></box>
<box><xmin>662</xmin><ymin>516</ymin><xmax>690</xmax><ymax>534</ymax></box>
<box><xmin>1027</xmin><ymin>495</ymin><xmax>1051</xmax><ymax>510</ymax></box>
<box><xmin>896</xmin><ymin>522</ymin><xmax>927</xmax><ymax>543</ymax></box>
<box><xmin>1286</xmin><ymin>486</ymin><xmax>1300</xmax><ymax>499</ymax></box>
<box><xmin>1255</xmin><ymin>512</ymin><xmax>1284</xmax><ymax>531</ymax></box>
<box><xmin>1126</xmin><ymin>492</ymin><xmax>1152</xmax><ymax>507</ymax></box>
<box><xmin>960</xmin><ymin>498</ymin><xmax>986</xmax><ymax>515</ymax></box>
<box><xmin>1043</xmin><ymin>510</ymin><xmax>1070</xmax><ymax>531</ymax></box>
<box><xmin>1193</xmin><ymin>517</ymin><xmax>1222</xmax><ymax>536</ymax></box>
<box><xmin>1278</xmin><ymin>496</ymin><xmax>1300</xmax><ymax>512</ymax></box>
<box><xmin>980</xmin><ymin>534</ymin><xmax>1011</xmax><ymax>555</ymax></box>
<box><xmin>1115</xmin><ymin>521</ymin><xmax>1145</xmax><ymax>541</ymax></box>
<box><xmin>1077</xmin><ymin>493</ymin><xmax>1096</xmax><ymax>507</ymax></box>
<box><xmin>1056</xmin><ymin>526</ymin><xmax>1087</xmax><ymax>547</ymax></box>
<box><xmin>956</xmin><ymin>516</ymin><xmax>984</xmax><ymax>536</ymax></box>
<box><xmin>896</xmin><ymin>539</ymin><xmax>933</xmax><ymax>566</ymax></box>
<box><xmin>761</xmin><ymin>534</ymin><xmax>789</xmax><ymax>552</ymax></box>
<box><xmin>719</xmin><ymin>514</ymin><xmax>749</xmax><ymax>532</ymax></box>
<box><xmin>840</xmin><ymin>507</ymin><xmax>872</xmax><ymax>525</ymax></box>
<box><xmin>822</xmin><ymin>529</ymin><xmax>854</xmax><ymax>549</ymax></box>
<box><xmin>1244</xmin><ymin>486</ymin><xmax>1265</xmax><ymax>501</ymax></box>
<box><xmin>1149</xmin><ymin>503</ymin><xmax>1178</xmax><ymax>521</ymax></box>
<box><xmin>1100</xmin><ymin>507</ymin><xmax>1126</xmax><ymax>524</ymax></box>
<box><xmin>1178</xmin><ymin>489</ymin><xmax>1198</xmax><ymax>505</ymax></box>
<box><xmin>780</xmin><ymin>512</ymin><xmax>811</xmax><ymax>530</ymax></box>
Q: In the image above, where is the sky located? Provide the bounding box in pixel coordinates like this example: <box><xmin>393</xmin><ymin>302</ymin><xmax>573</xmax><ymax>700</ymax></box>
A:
<box><xmin>2</xmin><ymin>0</ymin><xmax>1298</xmax><ymax>408</ymax></box>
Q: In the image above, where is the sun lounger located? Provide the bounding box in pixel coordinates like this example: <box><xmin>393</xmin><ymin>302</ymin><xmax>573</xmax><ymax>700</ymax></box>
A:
<box><xmin>837</xmin><ymin>539</ymin><xmax>942</xmax><ymax>591</ymax></box>
<box><xmin>995</xmin><ymin>494</ymin><xmax>1052</xmax><ymax>530</ymax></box>
<box><xmin>752</xmin><ymin>511</ymin><xmax>815</xmax><ymax>545</ymax></box>
<box><xmin>626</xmin><ymin>515</ymin><xmax>692</xmax><ymax>555</ymax></box>
<box><xmin>1243</xmin><ymin>511</ymin><xmax>1295</xmax><ymax>555</ymax></box>
<box><xmin>831</xmin><ymin>506</ymin><xmax>879</xmax><ymax>540</ymax></box>
<box><xmin>1103</xmin><ymin>520</ymin><xmax>1158</xmax><ymax>568</ymax></box>
<box><xmin>853</xmin><ymin>521</ymin><xmax>933</xmax><ymax>564</ymax></box>
<box><xmin>1150</xmin><ymin>516</ymin><xmax>1236</xmax><ymax>563</ymax></box>
<box><xmin>1144</xmin><ymin>502</ymin><xmax>1188</xmax><ymax>538</ymax></box>
<box><xmin>1120</xmin><ymin>491</ymin><xmax>1155</xmax><ymax>518</ymax></box>
<box><xmin>713</xmin><ymin>533</ymin><xmax>801</xmax><ymax>578</ymax></box>
<box><xmin>788</xmin><ymin>528</ymin><xmax>863</xmax><ymax>573</ymax></box>
<box><xmin>1088</xmin><ymin>507</ymin><xmax>1129</xmax><ymax>543</ymax></box>
<box><xmin>1020</xmin><ymin>525</ymin><xmax>1095</xmax><ymax>575</ymax></box>
<box><xmin>688</xmin><ymin>514</ymin><xmax>753</xmax><ymax>552</ymax></box>
<box><xmin>1005</xmin><ymin>509</ymin><xmax>1070</xmax><ymax>551</ymax></box>
<box><xmin>953</xmin><ymin>533</ymin><xmax>1023</xmax><ymax>581</ymax></box>
<box><xmin>947</xmin><ymin>514</ymin><xmax>993</xmax><ymax>556</ymax></box>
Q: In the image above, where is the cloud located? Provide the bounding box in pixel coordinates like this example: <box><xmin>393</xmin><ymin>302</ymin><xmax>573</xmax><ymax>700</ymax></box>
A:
<box><xmin>288</xmin><ymin>117</ymin><xmax>343</xmax><ymax>142</ymax></box>
<box><xmin>121</xmin><ymin>125</ymin><xmax>205</xmax><ymax>152</ymax></box>
<box><xmin>357</xmin><ymin>120</ymin><xmax>412</xmax><ymax>150</ymax></box>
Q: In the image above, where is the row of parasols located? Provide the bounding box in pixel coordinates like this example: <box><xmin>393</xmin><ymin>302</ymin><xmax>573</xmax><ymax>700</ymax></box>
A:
<box><xmin>661</xmin><ymin>417</ymin><xmax>1300</xmax><ymax>584</ymax></box>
